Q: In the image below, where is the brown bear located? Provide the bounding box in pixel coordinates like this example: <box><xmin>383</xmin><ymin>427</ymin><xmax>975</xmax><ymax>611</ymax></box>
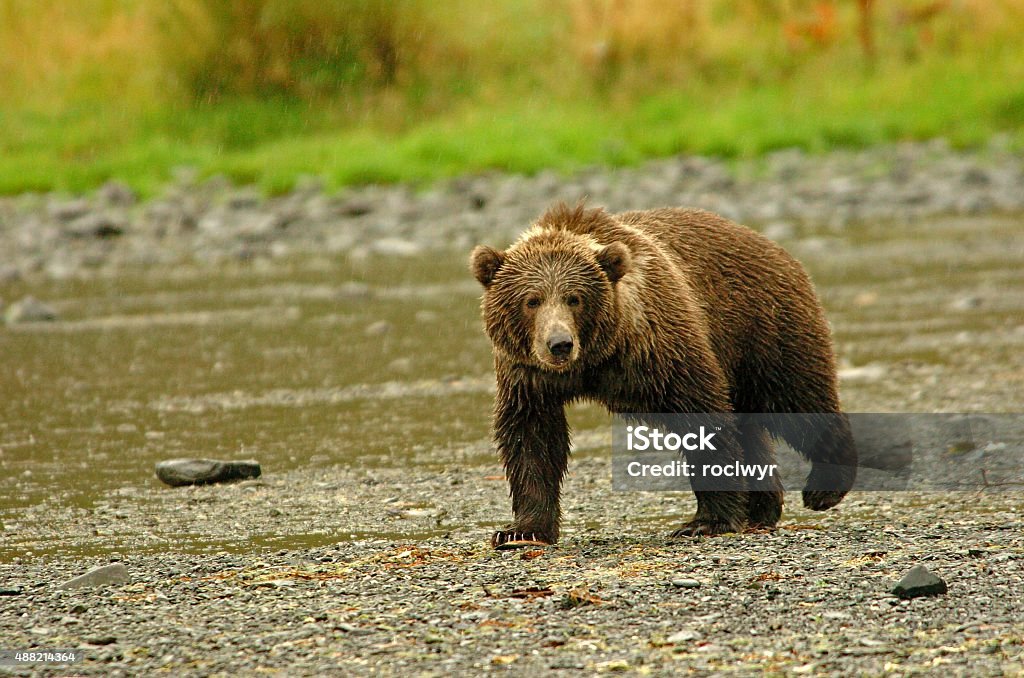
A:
<box><xmin>470</xmin><ymin>203</ymin><xmax>857</xmax><ymax>548</ymax></box>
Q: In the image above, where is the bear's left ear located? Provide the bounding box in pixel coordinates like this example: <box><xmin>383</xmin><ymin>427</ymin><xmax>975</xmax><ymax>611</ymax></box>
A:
<box><xmin>470</xmin><ymin>245</ymin><xmax>505</xmax><ymax>288</ymax></box>
<box><xmin>596</xmin><ymin>242</ymin><xmax>630</xmax><ymax>284</ymax></box>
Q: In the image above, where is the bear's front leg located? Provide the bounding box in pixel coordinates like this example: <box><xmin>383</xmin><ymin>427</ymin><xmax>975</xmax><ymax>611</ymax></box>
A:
<box><xmin>490</xmin><ymin>376</ymin><xmax>569</xmax><ymax>548</ymax></box>
<box><xmin>647</xmin><ymin>409</ymin><xmax>749</xmax><ymax>538</ymax></box>
<box><xmin>671</xmin><ymin>422</ymin><xmax>749</xmax><ymax>537</ymax></box>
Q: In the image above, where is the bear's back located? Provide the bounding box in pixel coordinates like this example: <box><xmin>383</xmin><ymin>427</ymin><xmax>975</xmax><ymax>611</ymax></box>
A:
<box><xmin>531</xmin><ymin>204</ymin><xmax>824</xmax><ymax>359</ymax></box>
<box><xmin>613</xmin><ymin>207</ymin><xmax>829</xmax><ymax>393</ymax></box>
<box><xmin>615</xmin><ymin>207</ymin><xmax>814</xmax><ymax>305</ymax></box>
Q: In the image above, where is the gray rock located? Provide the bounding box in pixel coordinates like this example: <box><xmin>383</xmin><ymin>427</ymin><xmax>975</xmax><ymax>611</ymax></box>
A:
<box><xmin>892</xmin><ymin>565</ymin><xmax>947</xmax><ymax>599</ymax></box>
<box><xmin>48</xmin><ymin>198</ymin><xmax>91</xmax><ymax>222</ymax></box>
<box><xmin>155</xmin><ymin>458</ymin><xmax>262</xmax><ymax>487</ymax></box>
<box><xmin>57</xmin><ymin>563</ymin><xmax>128</xmax><ymax>590</ymax></box>
<box><xmin>5</xmin><ymin>296</ymin><xmax>58</xmax><ymax>323</ymax></box>
<box><xmin>335</xmin><ymin>197</ymin><xmax>373</xmax><ymax>217</ymax></box>
<box><xmin>365</xmin><ymin>320</ymin><xmax>392</xmax><ymax>336</ymax></box>
<box><xmin>671</xmin><ymin>578</ymin><xmax>701</xmax><ymax>589</ymax></box>
<box><xmin>97</xmin><ymin>180</ymin><xmax>136</xmax><ymax>206</ymax></box>
<box><xmin>667</xmin><ymin>628</ymin><xmax>702</xmax><ymax>643</ymax></box>
<box><xmin>335</xmin><ymin>622</ymin><xmax>373</xmax><ymax>635</ymax></box>
<box><xmin>950</xmin><ymin>295</ymin><xmax>983</xmax><ymax>311</ymax></box>
<box><xmin>228</xmin><ymin>190</ymin><xmax>261</xmax><ymax>210</ymax></box>
<box><xmin>65</xmin><ymin>212</ymin><xmax>124</xmax><ymax>239</ymax></box>
<box><xmin>961</xmin><ymin>167</ymin><xmax>991</xmax><ymax>186</ymax></box>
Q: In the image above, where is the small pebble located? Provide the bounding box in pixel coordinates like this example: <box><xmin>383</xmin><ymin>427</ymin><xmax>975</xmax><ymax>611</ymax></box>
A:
<box><xmin>667</xmin><ymin>629</ymin><xmax>702</xmax><ymax>642</ymax></box>
<box><xmin>671</xmin><ymin>578</ymin><xmax>701</xmax><ymax>589</ymax></box>
<box><xmin>4</xmin><ymin>296</ymin><xmax>58</xmax><ymax>323</ymax></box>
<box><xmin>365</xmin><ymin>320</ymin><xmax>392</xmax><ymax>336</ymax></box>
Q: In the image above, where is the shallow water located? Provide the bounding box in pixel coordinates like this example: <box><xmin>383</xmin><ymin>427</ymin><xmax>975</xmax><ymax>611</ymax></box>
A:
<box><xmin>1</xmin><ymin>257</ymin><xmax>497</xmax><ymax>509</ymax></box>
<box><xmin>1</xmin><ymin>216</ymin><xmax>1022</xmax><ymax>558</ymax></box>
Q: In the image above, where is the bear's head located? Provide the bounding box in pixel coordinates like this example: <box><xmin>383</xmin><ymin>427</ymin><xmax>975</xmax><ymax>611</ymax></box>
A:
<box><xmin>470</xmin><ymin>228</ymin><xmax>630</xmax><ymax>372</ymax></box>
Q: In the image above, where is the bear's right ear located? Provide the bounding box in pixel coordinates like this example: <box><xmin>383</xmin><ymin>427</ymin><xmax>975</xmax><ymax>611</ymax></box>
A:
<box><xmin>470</xmin><ymin>245</ymin><xmax>505</xmax><ymax>288</ymax></box>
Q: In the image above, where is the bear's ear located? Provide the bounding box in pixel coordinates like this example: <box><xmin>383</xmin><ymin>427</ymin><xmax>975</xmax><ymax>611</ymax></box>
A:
<box><xmin>470</xmin><ymin>245</ymin><xmax>505</xmax><ymax>287</ymax></box>
<box><xmin>596</xmin><ymin>242</ymin><xmax>631</xmax><ymax>284</ymax></box>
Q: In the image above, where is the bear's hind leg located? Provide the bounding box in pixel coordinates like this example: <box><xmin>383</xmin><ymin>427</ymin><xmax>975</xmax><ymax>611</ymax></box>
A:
<box><xmin>769</xmin><ymin>412</ymin><xmax>857</xmax><ymax>511</ymax></box>
<box><xmin>799</xmin><ymin>414</ymin><xmax>857</xmax><ymax>511</ymax></box>
<box><xmin>740</xmin><ymin>421</ymin><xmax>784</xmax><ymax>528</ymax></box>
<box><xmin>671</xmin><ymin>490</ymin><xmax>748</xmax><ymax>537</ymax></box>
<box><xmin>669</xmin><ymin>415</ymin><xmax>748</xmax><ymax>537</ymax></box>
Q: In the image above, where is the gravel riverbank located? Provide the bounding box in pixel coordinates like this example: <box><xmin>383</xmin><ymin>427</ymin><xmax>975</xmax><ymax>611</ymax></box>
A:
<box><xmin>2</xmin><ymin>476</ymin><xmax>1023</xmax><ymax>676</ymax></box>
<box><xmin>2</xmin><ymin>142</ymin><xmax>1023</xmax><ymax>675</ymax></box>
<box><xmin>0</xmin><ymin>138</ymin><xmax>1022</xmax><ymax>282</ymax></box>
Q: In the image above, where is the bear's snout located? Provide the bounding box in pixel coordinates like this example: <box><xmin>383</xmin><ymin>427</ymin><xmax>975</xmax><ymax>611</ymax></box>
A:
<box><xmin>534</xmin><ymin>306</ymin><xmax>579</xmax><ymax>369</ymax></box>
<box><xmin>547</xmin><ymin>333</ymin><xmax>574</xmax><ymax>361</ymax></box>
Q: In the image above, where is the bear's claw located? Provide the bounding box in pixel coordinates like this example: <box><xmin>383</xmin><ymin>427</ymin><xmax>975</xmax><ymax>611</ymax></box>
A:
<box><xmin>669</xmin><ymin>517</ymin><xmax>743</xmax><ymax>538</ymax></box>
<box><xmin>491</xmin><ymin>529</ymin><xmax>552</xmax><ymax>549</ymax></box>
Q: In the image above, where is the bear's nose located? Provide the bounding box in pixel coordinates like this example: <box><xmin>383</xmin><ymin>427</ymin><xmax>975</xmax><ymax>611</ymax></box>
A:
<box><xmin>547</xmin><ymin>334</ymin><xmax>574</xmax><ymax>360</ymax></box>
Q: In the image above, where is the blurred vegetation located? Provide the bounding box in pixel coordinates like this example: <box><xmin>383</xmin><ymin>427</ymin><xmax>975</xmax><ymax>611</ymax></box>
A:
<box><xmin>1</xmin><ymin>0</ymin><xmax>1022</xmax><ymax>195</ymax></box>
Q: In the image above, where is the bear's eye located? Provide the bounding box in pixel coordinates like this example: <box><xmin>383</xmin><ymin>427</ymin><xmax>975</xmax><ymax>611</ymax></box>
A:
<box><xmin>566</xmin><ymin>295</ymin><xmax>581</xmax><ymax>307</ymax></box>
<box><xmin>525</xmin><ymin>296</ymin><xmax>542</xmax><ymax>309</ymax></box>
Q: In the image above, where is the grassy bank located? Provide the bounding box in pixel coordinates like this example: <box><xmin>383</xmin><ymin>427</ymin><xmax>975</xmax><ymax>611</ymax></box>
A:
<box><xmin>1</xmin><ymin>1</ymin><xmax>1023</xmax><ymax>196</ymax></box>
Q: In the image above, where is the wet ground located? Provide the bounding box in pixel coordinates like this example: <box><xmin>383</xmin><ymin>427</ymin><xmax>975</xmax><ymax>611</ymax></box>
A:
<box><xmin>1</xmin><ymin>213</ymin><xmax>1022</xmax><ymax>562</ymax></box>
<box><xmin>1</xmin><ymin>255</ymin><xmax>489</xmax><ymax>558</ymax></box>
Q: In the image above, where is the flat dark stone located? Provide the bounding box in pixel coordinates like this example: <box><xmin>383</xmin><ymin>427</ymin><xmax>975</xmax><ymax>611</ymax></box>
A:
<box><xmin>0</xmin><ymin>587</ymin><xmax>23</xmax><ymax>596</ymax></box>
<box><xmin>155</xmin><ymin>458</ymin><xmax>261</xmax><ymax>487</ymax></box>
<box><xmin>892</xmin><ymin>564</ymin><xmax>948</xmax><ymax>599</ymax></box>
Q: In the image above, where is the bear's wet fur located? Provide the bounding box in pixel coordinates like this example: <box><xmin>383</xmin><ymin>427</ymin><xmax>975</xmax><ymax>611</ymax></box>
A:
<box><xmin>470</xmin><ymin>203</ymin><xmax>857</xmax><ymax>547</ymax></box>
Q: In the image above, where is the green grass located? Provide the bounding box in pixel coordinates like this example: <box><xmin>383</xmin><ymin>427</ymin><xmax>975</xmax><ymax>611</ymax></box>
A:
<box><xmin>2</xmin><ymin>49</ymin><xmax>1022</xmax><ymax>197</ymax></box>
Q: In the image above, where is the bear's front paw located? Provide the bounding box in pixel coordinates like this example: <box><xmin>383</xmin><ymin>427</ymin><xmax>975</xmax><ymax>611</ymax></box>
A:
<box><xmin>669</xmin><ymin>516</ymin><xmax>744</xmax><ymax>538</ymax></box>
<box><xmin>746</xmin><ymin>491</ymin><xmax>784</xmax><ymax>528</ymax></box>
<box><xmin>802</xmin><ymin>489</ymin><xmax>846</xmax><ymax>511</ymax></box>
<box><xmin>491</xmin><ymin>528</ymin><xmax>554</xmax><ymax>550</ymax></box>
<box><xmin>803</xmin><ymin>463</ymin><xmax>855</xmax><ymax>510</ymax></box>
